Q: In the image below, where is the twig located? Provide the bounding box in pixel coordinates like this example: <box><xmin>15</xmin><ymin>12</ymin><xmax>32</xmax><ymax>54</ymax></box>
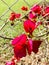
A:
<box><xmin>35</xmin><ymin>31</ymin><xmax>49</xmax><ymax>37</ymax></box>
<box><xmin>40</xmin><ymin>13</ymin><xmax>49</xmax><ymax>20</ymax></box>
<box><xmin>0</xmin><ymin>30</ymin><xmax>49</xmax><ymax>40</ymax></box>
<box><xmin>0</xmin><ymin>35</ymin><xmax>13</xmax><ymax>40</ymax></box>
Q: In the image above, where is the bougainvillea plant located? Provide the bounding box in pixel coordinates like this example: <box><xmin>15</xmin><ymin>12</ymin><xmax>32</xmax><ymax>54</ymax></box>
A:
<box><xmin>4</xmin><ymin>0</ymin><xmax>49</xmax><ymax>65</ymax></box>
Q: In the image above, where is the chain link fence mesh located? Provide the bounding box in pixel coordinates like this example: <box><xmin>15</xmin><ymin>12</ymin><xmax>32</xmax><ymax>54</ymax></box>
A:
<box><xmin>0</xmin><ymin>0</ymin><xmax>41</xmax><ymax>37</ymax></box>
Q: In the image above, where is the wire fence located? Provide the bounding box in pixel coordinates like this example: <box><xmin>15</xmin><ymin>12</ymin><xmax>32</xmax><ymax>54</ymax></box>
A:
<box><xmin>0</xmin><ymin>0</ymin><xmax>31</xmax><ymax>19</ymax></box>
<box><xmin>0</xmin><ymin>0</ymin><xmax>37</xmax><ymax>37</ymax></box>
<box><xmin>0</xmin><ymin>0</ymin><xmax>33</xmax><ymax>32</ymax></box>
<box><xmin>0</xmin><ymin>0</ymin><xmax>30</xmax><ymax>36</ymax></box>
<box><xmin>0</xmin><ymin>0</ymin><xmax>49</xmax><ymax>39</ymax></box>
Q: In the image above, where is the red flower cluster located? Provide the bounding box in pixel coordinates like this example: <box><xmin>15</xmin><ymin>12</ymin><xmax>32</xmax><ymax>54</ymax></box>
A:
<box><xmin>12</xmin><ymin>34</ymin><xmax>27</xmax><ymax>60</ymax></box>
<box><xmin>21</xmin><ymin>6</ymin><xmax>28</xmax><ymax>11</ymax></box>
<box><xmin>9</xmin><ymin>12</ymin><xmax>21</xmax><ymax>21</ymax></box>
<box><xmin>23</xmin><ymin>4</ymin><xmax>45</xmax><ymax>35</ymax></box>
<box><xmin>8</xmin><ymin>4</ymin><xmax>47</xmax><ymax>64</ymax></box>
<box><xmin>31</xmin><ymin>5</ymin><xmax>41</xmax><ymax>15</ymax></box>
<box><xmin>11</xmin><ymin>34</ymin><xmax>42</xmax><ymax>60</ymax></box>
<box><xmin>23</xmin><ymin>19</ymin><xmax>38</xmax><ymax>35</ymax></box>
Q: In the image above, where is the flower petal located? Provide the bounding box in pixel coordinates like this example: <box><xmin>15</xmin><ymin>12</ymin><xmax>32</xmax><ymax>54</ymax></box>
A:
<box><xmin>21</xmin><ymin>6</ymin><xmax>28</xmax><ymax>11</ymax></box>
<box><xmin>6</xmin><ymin>61</ymin><xmax>15</xmax><ymax>65</ymax></box>
<box><xmin>11</xmin><ymin>34</ymin><xmax>27</xmax><ymax>59</ymax></box>
<box><xmin>27</xmin><ymin>39</ymin><xmax>33</xmax><ymax>55</ymax></box>
<box><xmin>23</xmin><ymin>19</ymin><xmax>37</xmax><ymax>34</ymax></box>
<box><xmin>12</xmin><ymin>34</ymin><xmax>27</xmax><ymax>46</ymax></box>
<box><xmin>32</xmin><ymin>40</ymin><xmax>42</xmax><ymax>53</ymax></box>
<box><xmin>31</xmin><ymin>5</ymin><xmax>41</xmax><ymax>15</ymax></box>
